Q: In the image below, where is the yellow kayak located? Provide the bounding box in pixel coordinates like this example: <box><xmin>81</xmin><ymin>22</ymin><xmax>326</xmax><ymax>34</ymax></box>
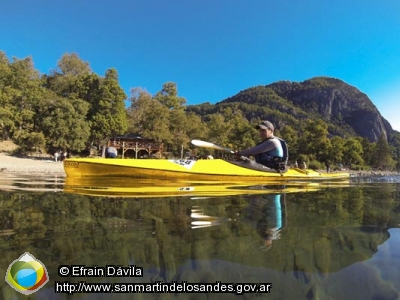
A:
<box><xmin>64</xmin><ymin>177</ymin><xmax>349</xmax><ymax>198</ymax></box>
<box><xmin>63</xmin><ymin>158</ymin><xmax>349</xmax><ymax>181</ymax></box>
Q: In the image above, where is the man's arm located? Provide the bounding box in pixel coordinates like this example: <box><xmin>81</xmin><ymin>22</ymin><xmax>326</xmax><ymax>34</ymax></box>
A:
<box><xmin>238</xmin><ymin>140</ymin><xmax>278</xmax><ymax>156</ymax></box>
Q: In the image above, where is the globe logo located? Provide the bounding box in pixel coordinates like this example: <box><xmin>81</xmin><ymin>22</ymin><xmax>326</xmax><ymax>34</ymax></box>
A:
<box><xmin>5</xmin><ymin>252</ymin><xmax>49</xmax><ymax>295</ymax></box>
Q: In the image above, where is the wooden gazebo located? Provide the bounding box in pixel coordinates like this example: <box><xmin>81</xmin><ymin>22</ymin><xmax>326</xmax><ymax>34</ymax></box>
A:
<box><xmin>103</xmin><ymin>135</ymin><xmax>163</xmax><ymax>159</ymax></box>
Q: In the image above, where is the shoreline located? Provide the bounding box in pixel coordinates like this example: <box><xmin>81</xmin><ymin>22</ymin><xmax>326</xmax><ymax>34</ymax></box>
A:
<box><xmin>0</xmin><ymin>152</ymin><xmax>66</xmax><ymax>175</ymax></box>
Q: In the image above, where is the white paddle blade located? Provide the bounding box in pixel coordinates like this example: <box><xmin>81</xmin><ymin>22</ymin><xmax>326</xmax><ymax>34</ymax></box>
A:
<box><xmin>191</xmin><ymin>139</ymin><xmax>219</xmax><ymax>149</ymax></box>
<box><xmin>191</xmin><ymin>140</ymin><xmax>234</xmax><ymax>153</ymax></box>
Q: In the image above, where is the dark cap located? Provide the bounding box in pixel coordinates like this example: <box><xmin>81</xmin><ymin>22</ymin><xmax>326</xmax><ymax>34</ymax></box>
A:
<box><xmin>256</xmin><ymin>120</ymin><xmax>274</xmax><ymax>131</ymax></box>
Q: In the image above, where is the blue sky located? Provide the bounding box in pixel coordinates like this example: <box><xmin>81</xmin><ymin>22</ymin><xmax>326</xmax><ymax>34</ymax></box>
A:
<box><xmin>2</xmin><ymin>0</ymin><xmax>400</xmax><ymax>130</ymax></box>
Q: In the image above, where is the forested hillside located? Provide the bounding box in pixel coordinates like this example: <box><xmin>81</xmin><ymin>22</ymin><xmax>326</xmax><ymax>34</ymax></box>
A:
<box><xmin>188</xmin><ymin>77</ymin><xmax>396</xmax><ymax>144</ymax></box>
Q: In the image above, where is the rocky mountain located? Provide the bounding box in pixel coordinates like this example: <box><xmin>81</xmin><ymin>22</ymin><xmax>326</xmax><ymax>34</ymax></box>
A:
<box><xmin>260</xmin><ymin>77</ymin><xmax>392</xmax><ymax>142</ymax></box>
<box><xmin>188</xmin><ymin>77</ymin><xmax>397</xmax><ymax>143</ymax></box>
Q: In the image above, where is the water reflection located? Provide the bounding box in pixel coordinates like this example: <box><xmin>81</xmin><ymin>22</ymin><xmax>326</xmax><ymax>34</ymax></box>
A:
<box><xmin>63</xmin><ymin>176</ymin><xmax>341</xmax><ymax>198</ymax></box>
<box><xmin>0</xmin><ymin>172</ymin><xmax>63</xmax><ymax>192</ymax></box>
<box><xmin>0</xmin><ymin>177</ymin><xmax>400</xmax><ymax>299</ymax></box>
<box><xmin>190</xmin><ymin>206</ymin><xmax>227</xmax><ymax>229</ymax></box>
<box><xmin>190</xmin><ymin>194</ymin><xmax>285</xmax><ymax>232</ymax></box>
<box><xmin>249</xmin><ymin>194</ymin><xmax>285</xmax><ymax>252</ymax></box>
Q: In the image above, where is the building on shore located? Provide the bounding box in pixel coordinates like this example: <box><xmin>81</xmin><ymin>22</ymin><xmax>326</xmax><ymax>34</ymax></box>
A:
<box><xmin>102</xmin><ymin>135</ymin><xmax>164</xmax><ymax>158</ymax></box>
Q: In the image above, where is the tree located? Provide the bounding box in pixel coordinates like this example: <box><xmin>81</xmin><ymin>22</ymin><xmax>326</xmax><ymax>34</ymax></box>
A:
<box><xmin>87</xmin><ymin>69</ymin><xmax>128</xmax><ymax>144</ymax></box>
<box><xmin>279</xmin><ymin>125</ymin><xmax>298</xmax><ymax>162</ymax></box>
<box><xmin>154</xmin><ymin>82</ymin><xmax>186</xmax><ymax>109</ymax></box>
<box><xmin>168</xmin><ymin>109</ymin><xmax>189</xmax><ymax>155</ymax></box>
<box><xmin>45</xmin><ymin>64</ymin><xmax>127</xmax><ymax>148</ymax></box>
<box><xmin>357</xmin><ymin>137</ymin><xmax>375</xmax><ymax>166</ymax></box>
<box><xmin>342</xmin><ymin>138</ymin><xmax>364</xmax><ymax>165</ymax></box>
<box><xmin>56</xmin><ymin>53</ymin><xmax>91</xmax><ymax>76</ymax></box>
<box><xmin>5</xmin><ymin>56</ymin><xmax>42</xmax><ymax>142</ymax></box>
<box><xmin>371</xmin><ymin>134</ymin><xmax>394</xmax><ymax>169</ymax></box>
<box><xmin>0</xmin><ymin>53</ymin><xmax>14</xmax><ymax>139</ymax></box>
<box><xmin>36</xmin><ymin>91</ymin><xmax>90</xmax><ymax>152</ymax></box>
<box><xmin>387</xmin><ymin>132</ymin><xmax>400</xmax><ymax>166</ymax></box>
<box><xmin>105</xmin><ymin>68</ymin><xmax>119</xmax><ymax>81</ymax></box>
<box><xmin>127</xmin><ymin>83</ymin><xmax>197</xmax><ymax>156</ymax></box>
<box><xmin>44</xmin><ymin>53</ymin><xmax>92</xmax><ymax>100</ymax></box>
<box><xmin>184</xmin><ymin>112</ymin><xmax>208</xmax><ymax>142</ymax></box>
<box><xmin>206</xmin><ymin>113</ymin><xmax>231</xmax><ymax>147</ymax></box>
<box><xmin>14</xmin><ymin>132</ymin><xmax>45</xmax><ymax>154</ymax></box>
<box><xmin>127</xmin><ymin>88</ymin><xmax>153</xmax><ymax>135</ymax></box>
<box><xmin>221</xmin><ymin>107</ymin><xmax>255</xmax><ymax>151</ymax></box>
<box><xmin>298</xmin><ymin>119</ymin><xmax>330</xmax><ymax>161</ymax></box>
<box><xmin>127</xmin><ymin>87</ymin><xmax>171</xmax><ymax>143</ymax></box>
<box><xmin>327</xmin><ymin>136</ymin><xmax>345</xmax><ymax>164</ymax></box>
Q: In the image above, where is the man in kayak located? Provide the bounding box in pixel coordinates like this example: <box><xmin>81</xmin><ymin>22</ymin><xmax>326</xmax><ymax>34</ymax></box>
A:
<box><xmin>237</xmin><ymin>120</ymin><xmax>285</xmax><ymax>169</ymax></box>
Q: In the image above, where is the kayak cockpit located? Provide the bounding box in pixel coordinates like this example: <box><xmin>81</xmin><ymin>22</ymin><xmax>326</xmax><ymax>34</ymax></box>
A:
<box><xmin>228</xmin><ymin>159</ymin><xmax>288</xmax><ymax>173</ymax></box>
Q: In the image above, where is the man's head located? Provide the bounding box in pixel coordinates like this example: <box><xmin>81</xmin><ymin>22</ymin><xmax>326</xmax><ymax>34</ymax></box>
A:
<box><xmin>256</xmin><ymin>120</ymin><xmax>274</xmax><ymax>139</ymax></box>
<box><xmin>256</xmin><ymin>121</ymin><xmax>274</xmax><ymax>131</ymax></box>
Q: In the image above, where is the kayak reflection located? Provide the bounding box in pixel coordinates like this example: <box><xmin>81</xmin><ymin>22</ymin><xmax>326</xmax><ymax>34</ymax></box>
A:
<box><xmin>63</xmin><ymin>176</ymin><xmax>350</xmax><ymax>198</ymax></box>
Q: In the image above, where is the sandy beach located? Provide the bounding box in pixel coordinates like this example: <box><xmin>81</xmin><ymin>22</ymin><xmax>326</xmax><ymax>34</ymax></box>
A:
<box><xmin>0</xmin><ymin>152</ymin><xmax>66</xmax><ymax>175</ymax></box>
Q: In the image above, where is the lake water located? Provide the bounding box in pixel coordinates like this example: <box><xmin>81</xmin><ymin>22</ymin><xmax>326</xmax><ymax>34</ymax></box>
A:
<box><xmin>1</xmin><ymin>174</ymin><xmax>400</xmax><ymax>299</ymax></box>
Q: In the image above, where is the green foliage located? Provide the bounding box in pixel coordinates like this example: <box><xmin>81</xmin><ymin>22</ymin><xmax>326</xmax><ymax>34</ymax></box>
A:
<box><xmin>45</xmin><ymin>59</ymin><xmax>128</xmax><ymax>148</ymax></box>
<box><xmin>308</xmin><ymin>160</ymin><xmax>323</xmax><ymax>170</ymax></box>
<box><xmin>388</xmin><ymin>131</ymin><xmax>400</xmax><ymax>161</ymax></box>
<box><xmin>127</xmin><ymin>85</ymin><xmax>206</xmax><ymax>156</ymax></box>
<box><xmin>350</xmin><ymin>165</ymin><xmax>370</xmax><ymax>171</ymax></box>
<box><xmin>327</xmin><ymin>136</ymin><xmax>345</xmax><ymax>164</ymax></box>
<box><xmin>184</xmin><ymin>112</ymin><xmax>209</xmax><ymax>141</ymax></box>
<box><xmin>37</xmin><ymin>93</ymin><xmax>90</xmax><ymax>151</ymax></box>
<box><xmin>206</xmin><ymin>113</ymin><xmax>230</xmax><ymax>146</ymax></box>
<box><xmin>56</xmin><ymin>52</ymin><xmax>91</xmax><ymax>76</ymax></box>
<box><xmin>127</xmin><ymin>89</ymin><xmax>171</xmax><ymax>143</ymax></box>
<box><xmin>0</xmin><ymin>55</ymin><xmax>42</xmax><ymax>140</ymax></box>
<box><xmin>298</xmin><ymin>119</ymin><xmax>330</xmax><ymax>161</ymax></box>
<box><xmin>279</xmin><ymin>125</ymin><xmax>298</xmax><ymax>160</ymax></box>
<box><xmin>343</xmin><ymin>138</ymin><xmax>364</xmax><ymax>165</ymax></box>
<box><xmin>14</xmin><ymin>131</ymin><xmax>45</xmax><ymax>154</ymax></box>
<box><xmin>0</xmin><ymin>104</ymin><xmax>15</xmax><ymax>140</ymax></box>
<box><xmin>154</xmin><ymin>82</ymin><xmax>186</xmax><ymax>109</ymax></box>
<box><xmin>297</xmin><ymin>154</ymin><xmax>309</xmax><ymax>165</ymax></box>
<box><xmin>371</xmin><ymin>134</ymin><xmax>394</xmax><ymax>169</ymax></box>
<box><xmin>86</xmin><ymin>69</ymin><xmax>128</xmax><ymax>143</ymax></box>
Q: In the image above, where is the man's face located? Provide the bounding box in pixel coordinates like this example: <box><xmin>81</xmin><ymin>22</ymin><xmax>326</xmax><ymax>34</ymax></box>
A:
<box><xmin>259</xmin><ymin>128</ymin><xmax>272</xmax><ymax>139</ymax></box>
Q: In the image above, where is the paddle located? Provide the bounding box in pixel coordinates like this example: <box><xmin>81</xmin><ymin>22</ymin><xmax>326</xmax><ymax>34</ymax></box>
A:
<box><xmin>191</xmin><ymin>139</ymin><xmax>235</xmax><ymax>153</ymax></box>
<box><xmin>191</xmin><ymin>139</ymin><xmax>251</xmax><ymax>161</ymax></box>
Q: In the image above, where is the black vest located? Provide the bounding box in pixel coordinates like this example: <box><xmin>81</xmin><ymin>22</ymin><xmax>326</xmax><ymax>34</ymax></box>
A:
<box><xmin>255</xmin><ymin>137</ymin><xmax>288</xmax><ymax>171</ymax></box>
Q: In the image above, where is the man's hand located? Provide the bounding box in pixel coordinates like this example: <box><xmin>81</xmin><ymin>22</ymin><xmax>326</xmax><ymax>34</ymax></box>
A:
<box><xmin>235</xmin><ymin>151</ymin><xmax>242</xmax><ymax>160</ymax></box>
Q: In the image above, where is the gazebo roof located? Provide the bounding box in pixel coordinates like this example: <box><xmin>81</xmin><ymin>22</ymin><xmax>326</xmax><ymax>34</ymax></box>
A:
<box><xmin>109</xmin><ymin>134</ymin><xmax>156</xmax><ymax>142</ymax></box>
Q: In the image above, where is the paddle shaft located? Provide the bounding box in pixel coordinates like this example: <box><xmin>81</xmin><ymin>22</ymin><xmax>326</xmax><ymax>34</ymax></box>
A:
<box><xmin>191</xmin><ymin>139</ymin><xmax>250</xmax><ymax>161</ymax></box>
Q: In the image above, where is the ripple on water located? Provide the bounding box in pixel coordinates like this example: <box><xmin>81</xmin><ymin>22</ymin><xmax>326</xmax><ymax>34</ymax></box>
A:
<box><xmin>351</xmin><ymin>174</ymin><xmax>400</xmax><ymax>184</ymax></box>
<box><xmin>0</xmin><ymin>173</ymin><xmax>64</xmax><ymax>192</ymax></box>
